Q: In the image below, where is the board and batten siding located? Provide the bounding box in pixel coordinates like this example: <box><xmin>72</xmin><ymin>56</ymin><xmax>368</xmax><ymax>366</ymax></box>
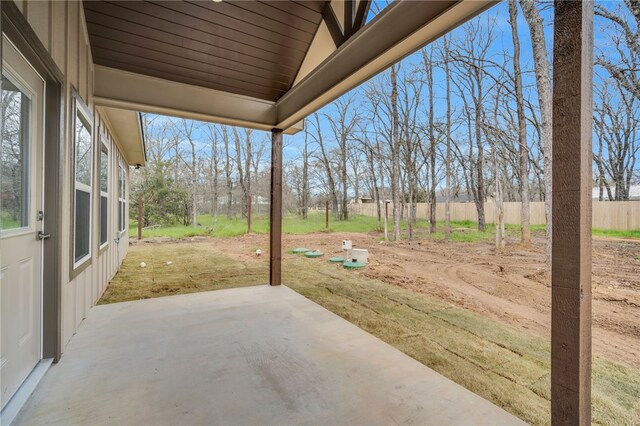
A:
<box><xmin>14</xmin><ymin>0</ymin><xmax>131</xmax><ymax>350</ymax></box>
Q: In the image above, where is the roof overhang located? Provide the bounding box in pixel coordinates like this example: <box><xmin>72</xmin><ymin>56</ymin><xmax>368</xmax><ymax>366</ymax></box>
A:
<box><xmin>91</xmin><ymin>0</ymin><xmax>496</xmax><ymax>135</ymax></box>
<box><xmin>98</xmin><ymin>105</ymin><xmax>146</xmax><ymax>166</ymax></box>
<box><xmin>93</xmin><ymin>66</ymin><xmax>303</xmax><ymax>135</ymax></box>
<box><xmin>276</xmin><ymin>0</ymin><xmax>497</xmax><ymax>129</ymax></box>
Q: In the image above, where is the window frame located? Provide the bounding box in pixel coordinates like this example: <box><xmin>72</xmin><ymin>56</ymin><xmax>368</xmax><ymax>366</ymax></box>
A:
<box><xmin>71</xmin><ymin>91</ymin><xmax>94</xmax><ymax>271</ymax></box>
<box><xmin>117</xmin><ymin>162</ymin><xmax>126</xmax><ymax>235</ymax></box>
<box><xmin>0</xmin><ymin>67</ymin><xmax>34</xmax><ymax>238</ymax></box>
<box><xmin>99</xmin><ymin>136</ymin><xmax>109</xmax><ymax>250</ymax></box>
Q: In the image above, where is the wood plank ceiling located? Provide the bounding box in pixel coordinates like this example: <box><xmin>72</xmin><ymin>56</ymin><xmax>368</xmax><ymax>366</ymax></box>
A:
<box><xmin>83</xmin><ymin>1</ymin><xmax>327</xmax><ymax>102</ymax></box>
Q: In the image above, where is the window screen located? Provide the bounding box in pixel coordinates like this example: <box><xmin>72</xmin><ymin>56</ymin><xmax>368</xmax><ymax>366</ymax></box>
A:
<box><xmin>118</xmin><ymin>165</ymin><xmax>126</xmax><ymax>232</ymax></box>
<box><xmin>100</xmin><ymin>143</ymin><xmax>108</xmax><ymax>246</ymax></box>
<box><xmin>73</xmin><ymin>100</ymin><xmax>92</xmax><ymax>265</ymax></box>
<box><xmin>75</xmin><ymin>189</ymin><xmax>91</xmax><ymax>261</ymax></box>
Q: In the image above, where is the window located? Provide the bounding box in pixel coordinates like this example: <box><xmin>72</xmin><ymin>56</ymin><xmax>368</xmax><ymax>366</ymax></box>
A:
<box><xmin>1</xmin><ymin>74</ymin><xmax>31</xmax><ymax>232</ymax></box>
<box><xmin>118</xmin><ymin>164</ymin><xmax>126</xmax><ymax>233</ymax></box>
<box><xmin>73</xmin><ymin>97</ymin><xmax>93</xmax><ymax>266</ymax></box>
<box><xmin>99</xmin><ymin>141</ymin><xmax>109</xmax><ymax>247</ymax></box>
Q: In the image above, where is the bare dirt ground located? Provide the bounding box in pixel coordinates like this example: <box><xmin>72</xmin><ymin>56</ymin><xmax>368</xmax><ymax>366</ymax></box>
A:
<box><xmin>361</xmin><ymin>234</ymin><xmax>640</xmax><ymax>370</ymax></box>
<box><xmin>166</xmin><ymin>231</ymin><xmax>640</xmax><ymax>369</ymax></box>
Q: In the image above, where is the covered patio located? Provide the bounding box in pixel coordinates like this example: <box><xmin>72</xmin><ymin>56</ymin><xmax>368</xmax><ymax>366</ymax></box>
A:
<box><xmin>14</xmin><ymin>285</ymin><xmax>522</xmax><ymax>425</ymax></box>
<box><xmin>2</xmin><ymin>0</ymin><xmax>596</xmax><ymax>423</ymax></box>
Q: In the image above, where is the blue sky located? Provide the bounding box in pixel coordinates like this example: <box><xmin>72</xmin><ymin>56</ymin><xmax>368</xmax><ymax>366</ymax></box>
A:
<box><xmin>282</xmin><ymin>1</ymin><xmax>553</xmax><ymax>161</ymax></box>
<box><xmin>281</xmin><ymin>1</ymin><xmax>629</xmax><ymax>163</ymax></box>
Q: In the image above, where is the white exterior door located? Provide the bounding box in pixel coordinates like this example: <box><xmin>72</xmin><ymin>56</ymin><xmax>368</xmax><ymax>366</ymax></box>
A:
<box><xmin>0</xmin><ymin>35</ymin><xmax>45</xmax><ymax>410</ymax></box>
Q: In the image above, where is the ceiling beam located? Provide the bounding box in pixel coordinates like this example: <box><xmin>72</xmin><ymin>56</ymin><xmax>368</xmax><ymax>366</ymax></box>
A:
<box><xmin>322</xmin><ymin>0</ymin><xmax>372</xmax><ymax>48</ymax></box>
<box><xmin>344</xmin><ymin>0</ymin><xmax>353</xmax><ymax>39</ymax></box>
<box><xmin>352</xmin><ymin>0</ymin><xmax>372</xmax><ymax>37</ymax></box>
<box><xmin>322</xmin><ymin>3</ymin><xmax>344</xmax><ymax>48</ymax></box>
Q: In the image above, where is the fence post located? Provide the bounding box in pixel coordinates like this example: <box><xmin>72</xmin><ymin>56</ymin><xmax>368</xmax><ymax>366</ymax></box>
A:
<box><xmin>137</xmin><ymin>195</ymin><xmax>143</xmax><ymax>240</ymax></box>
<box><xmin>325</xmin><ymin>201</ymin><xmax>329</xmax><ymax>229</ymax></box>
<box><xmin>384</xmin><ymin>201</ymin><xmax>389</xmax><ymax>241</ymax></box>
<box><xmin>247</xmin><ymin>194</ymin><xmax>252</xmax><ymax>233</ymax></box>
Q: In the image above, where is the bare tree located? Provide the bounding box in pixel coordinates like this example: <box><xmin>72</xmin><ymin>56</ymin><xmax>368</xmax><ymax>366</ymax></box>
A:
<box><xmin>222</xmin><ymin>127</ymin><xmax>233</xmax><ymax>218</ymax></box>
<box><xmin>232</xmin><ymin>127</ymin><xmax>254</xmax><ymax>218</ymax></box>
<box><xmin>509</xmin><ymin>0</ymin><xmax>531</xmax><ymax>244</ymax></box>
<box><xmin>520</xmin><ymin>0</ymin><xmax>553</xmax><ymax>264</ymax></box>
<box><xmin>595</xmin><ymin>1</ymin><xmax>640</xmax><ymax>103</ymax></box>
<box><xmin>325</xmin><ymin>96</ymin><xmax>359</xmax><ymax>220</ymax></box>
<box><xmin>390</xmin><ymin>63</ymin><xmax>402</xmax><ymax>240</ymax></box>
<box><xmin>301</xmin><ymin>120</ymin><xmax>311</xmax><ymax>219</ymax></box>
<box><xmin>451</xmin><ymin>17</ymin><xmax>495</xmax><ymax>231</ymax></box>
<box><xmin>310</xmin><ymin>112</ymin><xmax>340</xmax><ymax>218</ymax></box>
<box><xmin>398</xmin><ymin>65</ymin><xmax>424</xmax><ymax>240</ymax></box>
<box><xmin>204</xmin><ymin>124</ymin><xmax>220</xmax><ymax>227</ymax></box>
<box><xmin>593</xmin><ymin>79</ymin><xmax>640</xmax><ymax>200</ymax></box>
<box><xmin>487</xmin><ymin>82</ymin><xmax>507</xmax><ymax>250</ymax></box>
<box><xmin>422</xmin><ymin>47</ymin><xmax>437</xmax><ymax>234</ymax></box>
<box><xmin>179</xmin><ymin>119</ymin><xmax>199</xmax><ymax>227</ymax></box>
<box><xmin>443</xmin><ymin>35</ymin><xmax>453</xmax><ymax>242</ymax></box>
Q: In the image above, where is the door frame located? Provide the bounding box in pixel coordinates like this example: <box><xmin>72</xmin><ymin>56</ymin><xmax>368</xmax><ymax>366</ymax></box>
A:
<box><xmin>2</xmin><ymin>1</ymin><xmax>65</xmax><ymax>362</ymax></box>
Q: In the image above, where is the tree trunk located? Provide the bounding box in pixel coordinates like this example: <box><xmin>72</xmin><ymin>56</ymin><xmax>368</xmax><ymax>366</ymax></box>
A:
<box><xmin>223</xmin><ymin>128</ymin><xmax>233</xmax><ymax>218</ymax></box>
<box><xmin>427</xmin><ymin>49</ymin><xmax>437</xmax><ymax>233</ymax></box>
<box><xmin>209</xmin><ymin>127</ymin><xmax>219</xmax><ymax>228</ymax></box>
<box><xmin>244</xmin><ymin>129</ymin><xmax>252</xmax><ymax>216</ymax></box>
<box><xmin>376</xmin><ymin>141</ymin><xmax>385</xmax><ymax>233</ymax></box>
<box><xmin>491</xmin><ymin>138</ymin><xmax>506</xmax><ymax>250</ymax></box>
<box><xmin>509</xmin><ymin>0</ymin><xmax>531</xmax><ymax>244</ymax></box>
<box><xmin>191</xmin><ymin>143</ymin><xmax>197</xmax><ymax>228</ymax></box>
<box><xmin>390</xmin><ymin>64</ymin><xmax>401</xmax><ymax>241</ymax></box>
<box><xmin>302</xmin><ymin>123</ymin><xmax>309</xmax><ymax>219</ymax></box>
<box><xmin>313</xmin><ymin>113</ymin><xmax>340</xmax><ymax>219</ymax></box>
<box><xmin>444</xmin><ymin>35</ymin><xmax>452</xmax><ymax>242</ymax></box>
<box><xmin>520</xmin><ymin>0</ymin><xmax>552</xmax><ymax>266</ymax></box>
<box><xmin>232</xmin><ymin>127</ymin><xmax>248</xmax><ymax>218</ymax></box>
<box><xmin>473</xmin><ymin>70</ymin><xmax>486</xmax><ymax>231</ymax></box>
<box><xmin>341</xmin><ymin>140</ymin><xmax>349</xmax><ymax>221</ymax></box>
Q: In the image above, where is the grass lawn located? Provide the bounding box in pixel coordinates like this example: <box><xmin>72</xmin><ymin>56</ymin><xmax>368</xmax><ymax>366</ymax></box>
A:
<box><xmin>130</xmin><ymin>213</ymin><xmax>432</xmax><ymax>239</ymax></box>
<box><xmin>101</xmin><ymin>242</ymin><xmax>640</xmax><ymax>425</ymax></box>
<box><xmin>130</xmin><ymin>212</ymin><xmax>640</xmax><ymax>240</ymax></box>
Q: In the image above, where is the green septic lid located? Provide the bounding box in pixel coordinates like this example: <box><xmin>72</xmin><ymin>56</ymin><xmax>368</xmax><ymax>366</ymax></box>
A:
<box><xmin>304</xmin><ymin>251</ymin><xmax>324</xmax><ymax>258</ymax></box>
<box><xmin>328</xmin><ymin>257</ymin><xmax>345</xmax><ymax>263</ymax></box>
<box><xmin>343</xmin><ymin>261</ymin><xmax>367</xmax><ymax>269</ymax></box>
<box><xmin>292</xmin><ymin>247</ymin><xmax>311</xmax><ymax>254</ymax></box>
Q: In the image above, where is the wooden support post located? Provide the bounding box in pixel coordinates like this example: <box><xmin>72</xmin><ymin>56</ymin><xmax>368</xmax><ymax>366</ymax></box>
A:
<box><xmin>325</xmin><ymin>201</ymin><xmax>329</xmax><ymax>229</ymax></box>
<box><xmin>247</xmin><ymin>194</ymin><xmax>252</xmax><ymax>233</ymax></box>
<box><xmin>384</xmin><ymin>201</ymin><xmax>389</xmax><ymax>241</ymax></box>
<box><xmin>551</xmin><ymin>2</ymin><xmax>593</xmax><ymax>424</ymax></box>
<box><xmin>269</xmin><ymin>129</ymin><xmax>283</xmax><ymax>286</ymax></box>
<box><xmin>137</xmin><ymin>195</ymin><xmax>143</xmax><ymax>240</ymax></box>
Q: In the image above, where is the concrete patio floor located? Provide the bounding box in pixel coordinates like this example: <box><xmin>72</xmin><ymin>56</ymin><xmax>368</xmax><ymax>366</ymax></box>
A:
<box><xmin>16</xmin><ymin>285</ymin><xmax>524</xmax><ymax>425</ymax></box>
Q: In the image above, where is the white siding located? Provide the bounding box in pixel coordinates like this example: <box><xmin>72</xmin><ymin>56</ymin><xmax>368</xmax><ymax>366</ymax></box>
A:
<box><xmin>19</xmin><ymin>0</ymin><xmax>132</xmax><ymax>352</ymax></box>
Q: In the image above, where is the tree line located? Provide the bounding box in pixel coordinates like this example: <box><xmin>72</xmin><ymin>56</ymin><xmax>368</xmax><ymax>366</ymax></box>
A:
<box><xmin>288</xmin><ymin>0</ymin><xmax>639</xmax><ymax>255</ymax></box>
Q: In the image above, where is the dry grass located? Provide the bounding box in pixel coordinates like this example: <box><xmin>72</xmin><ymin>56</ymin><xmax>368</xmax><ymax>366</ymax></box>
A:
<box><xmin>98</xmin><ymin>242</ymin><xmax>264</xmax><ymax>304</ymax></box>
<box><xmin>100</xmin><ymin>242</ymin><xmax>640</xmax><ymax>425</ymax></box>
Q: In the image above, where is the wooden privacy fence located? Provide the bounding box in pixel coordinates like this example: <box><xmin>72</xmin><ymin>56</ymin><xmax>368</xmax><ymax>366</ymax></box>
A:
<box><xmin>349</xmin><ymin>201</ymin><xmax>640</xmax><ymax>231</ymax></box>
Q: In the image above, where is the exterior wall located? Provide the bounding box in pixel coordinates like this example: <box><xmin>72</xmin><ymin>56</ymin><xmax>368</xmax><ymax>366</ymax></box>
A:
<box><xmin>15</xmin><ymin>0</ymin><xmax>130</xmax><ymax>351</ymax></box>
<box><xmin>350</xmin><ymin>201</ymin><xmax>640</xmax><ymax>231</ymax></box>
